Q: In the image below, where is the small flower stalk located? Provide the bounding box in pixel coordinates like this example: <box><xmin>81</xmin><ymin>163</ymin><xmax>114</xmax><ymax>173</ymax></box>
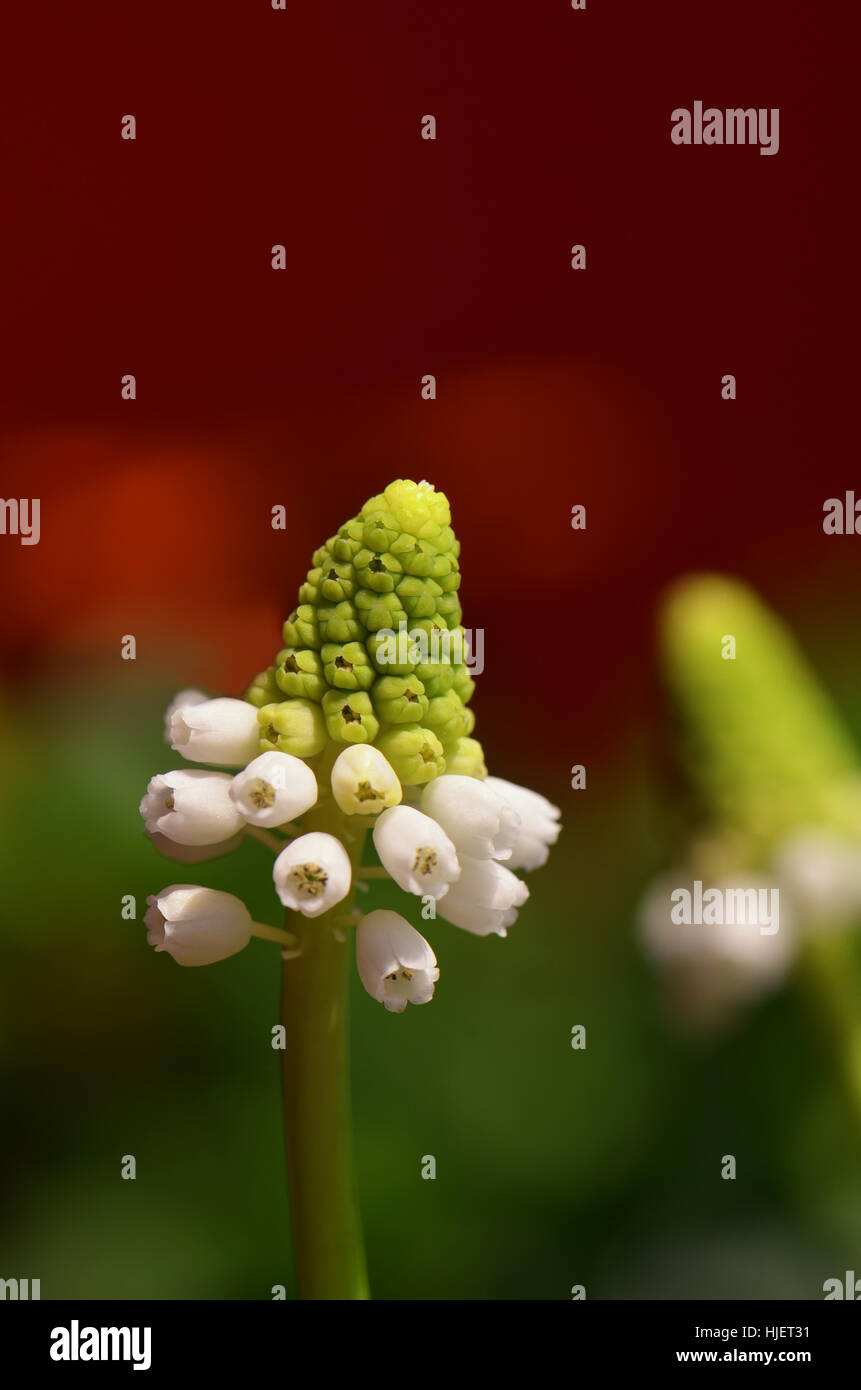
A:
<box><xmin>135</xmin><ymin>479</ymin><xmax>561</xmax><ymax>1298</ymax></box>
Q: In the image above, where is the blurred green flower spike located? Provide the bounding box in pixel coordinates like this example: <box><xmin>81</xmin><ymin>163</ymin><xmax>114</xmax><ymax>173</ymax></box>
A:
<box><xmin>660</xmin><ymin>574</ymin><xmax>861</xmax><ymax>858</ymax></box>
<box><xmin>643</xmin><ymin>573</ymin><xmax>861</xmax><ymax>1128</ymax></box>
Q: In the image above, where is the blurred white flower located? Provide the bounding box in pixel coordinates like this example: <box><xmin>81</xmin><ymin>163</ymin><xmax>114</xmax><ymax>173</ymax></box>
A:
<box><xmin>230</xmin><ymin>750</ymin><xmax>318</xmax><ymax>827</ymax></box>
<box><xmin>372</xmin><ymin>804</ymin><xmax>460</xmax><ymax>899</ymax></box>
<box><xmin>420</xmin><ymin>774</ymin><xmax>520</xmax><ymax>860</ymax></box>
<box><xmin>484</xmin><ymin>776</ymin><xmax>561</xmax><ymax>870</ymax></box>
<box><xmin>637</xmin><ymin>871</ymin><xmax>797</xmax><ymax>1026</ymax></box>
<box><xmin>331</xmin><ymin>745</ymin><xmax>402</xmax><ymax>816</ymax></box>
<box><xmin>145</xmin><ymin>885</ymin><xmax>252</xmax><ymax>966</ymax></box>
<box><xmin>774</xmin><ymin>829</ymin><xmax>861</xmax><ymax>925</ymax></box>
<box><xmin>437</xmin><ymin>854</ymin><xmax>529</xmax><ymax>937</ymax></box>
<box><xmin>273</xmin><ymin>832</ymin><xmax>352</xmax><ymax>916</ymax></box>
<box><xmin>169</xmin><ymin>696</ymin><xmax>260</xmax><ymax>767</ymax></box>
<box><xmin>355</xmin><ymin>909</ymin><xmax>439</xmax><ymax>1012</ymax></box>
<box><xmin>140</xmin><ymin>769</ymin><xmax>245</xmax><ymax>846</ymax></box>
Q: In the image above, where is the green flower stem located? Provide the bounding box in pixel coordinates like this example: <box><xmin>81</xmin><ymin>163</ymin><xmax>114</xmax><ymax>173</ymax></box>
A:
<box><xmin>799</xmin><ymin>933</ymin><xmax>861</xmax><ymax>1142</ymax></box>
<box><xmin>279</xmin><ymin>781</ymin><xmax>370</xmax><ymax>1299</ymax></box>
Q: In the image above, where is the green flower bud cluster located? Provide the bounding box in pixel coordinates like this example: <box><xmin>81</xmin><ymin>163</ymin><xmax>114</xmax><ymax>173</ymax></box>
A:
<box><xmin>244</xmin><ymin>479</ymin><xmax>485</xmax><ymax>784</ymax></box>
<box><xmin>660</xmin><ymin>575</ymin><xmax>861</xmax><ymax>857</ymax></box>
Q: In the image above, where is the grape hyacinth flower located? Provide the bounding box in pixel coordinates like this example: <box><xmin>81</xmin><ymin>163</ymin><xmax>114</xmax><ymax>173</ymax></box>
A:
<box><xmin>230</xmin><ymin>750</ymin><xmax>318</xmax><ymax>827</ymax></box>
<box><xmin>135</xmin><ymin>479</ymin><xmax>561</xmax><ymax>1299</ymax></box>
<box><xmin>372</xmin><ymin>805</ymin><xmax>460</xmax><ymax>899</ymax></box>
<box><xmin>484</xmin><ymin>776</ymin><xmax>562</xmax><ymax>870</ymax></box>
<box><xmin>139</xmin><ymin>769</ymin><xmax>245</xmax><ymax>846</ymax></box>
<box><xmin>437</xmin><ymin>854</ymin><xmax>530</xmax><ymax>937</ymax></box>
<box><xmin>168</xmin><ymin>695</ymin><xmax>261</xmax><ymax>766</ymax></box>
<box><xmin>272</xmin><ymin>832</ymin><xmax>352</xmax><ymax>916</ymax></box>
<box><xmin>146</xmin><ymin>885</ymin><xmax>297</xmax><ymax>966</ymax></box>
<box><xmin>330</xmin><ymin>744</ymin><xmax>402</xmax><ymax>816</ymax></box>
<box><xmin>355</xmin><ymin>910</ymin><xmax>440</xmax><ymax>1013</ymax></box>
<box><xmin>420</xmin><ymin>773</ymin><xmax>521</xmax><ymax>860</ymax></box>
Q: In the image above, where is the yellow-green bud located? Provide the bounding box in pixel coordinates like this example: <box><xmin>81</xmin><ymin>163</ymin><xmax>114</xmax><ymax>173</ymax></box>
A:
<box><xmin>322</xmin><ymin>641</ymin><xmax>375</xmax><ymax>691</ymax></box>
<box><xmin>244</xmin><ymin>666</ymin><xmax>281</xmax><ymax>708</ymax></box>
<box><xmin>318</xmin><ymin>601</ymin><xmax>363</xmax><ymax>643</ymax></box>
<box><xmin>443</xmin><ymin>736</ymin><xmax>488</xmax><ymax>779</ymax></box>
<box><xmin>424</xmin><ymin>691</ymin><xmax>470</xmax><ymax>744</ymax></box>
<box><xmin>375</xmin><ymin>726</ymin><xmax>446</xmax><ymax>785</ymax></box>
<box><xmin>275</xmin><ymin>648</ymin><xmax>326</xmax><ymax>702</ymax></box>
<box><xmin>371</xmin><ymin>674</ymin><xmax>428</xmax><ymax>724</ymax></box>
<box><xmin>283</xmin><ymin>605</ymin><xmax>320</xmax><ymax>650</ymax></box>
<box><xmin>322</xmin><ymin>690</ymin><xmax>380</xmax><ymax>744</ymax></box>
<box><xmin>258</xmin><ymin>699</ymin><xmax>327</xmax><ymax>758</ymax></box>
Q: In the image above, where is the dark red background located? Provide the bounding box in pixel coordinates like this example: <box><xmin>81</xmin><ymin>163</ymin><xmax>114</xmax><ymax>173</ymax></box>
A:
<box><xmin>2</xmin><ymin>0</ymin><xmax>857</xmax><ymax>767</ymax></box>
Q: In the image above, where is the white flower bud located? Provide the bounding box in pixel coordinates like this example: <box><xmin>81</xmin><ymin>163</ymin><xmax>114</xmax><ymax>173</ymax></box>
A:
<box><xmin>372</xmin><ymin>805</ymin><xmax>460</xmax><ymax>899</ymax></box>
<box><xmin>230</xmin><ymin>750</ymin><xmax>318</xmax><ymax>827</ymax></box>
<box><xmin>145</xmin><ymin>827</ymin><xmax>246</xmax><ymax>862</ymax></box>
<box><xmin>139</xmin><ymin>769</ymin><xmax>245</xmax><ymax>846</ymax></box>
<box><xmin>163</xmin><ymin>689</ymin><xmax>207</xmax><ymax>741</ymax></box>
<box><xmin>420</xmin><ymin>773</ymin><xmax>520</xmax><ymax>860</ymax></box>
<box><xmin>145</xmin><ymin>885</ymin><xmax>252</xmax><ymax>966</ymax></box>
<box><xmin>437</xmin><ymin>855</ymin><xmax>529</xmax><ymax>937</ymax></box>
<box><xmin>483</xmin><ymin>776</ymin><xmax>561</xmax><ymax>870</ymax></box>
<box><xmin>169</xmin><ymin>696</ymin><xmax>260</xmax><ymax>767</ymax></box>
<box><xmin>273</xmin><ymin>832</ymin><xmax>352</xmax><ymax>917</ymax></box>
<box><xmin>356</xmin><ymin>909</ymin><xmax>439</xmax><ymax>1013</ymax></box>
<box><xmin>331</xmin><ymin>745</ymin><xmax>403</xmax><ymax>816</ymax></box>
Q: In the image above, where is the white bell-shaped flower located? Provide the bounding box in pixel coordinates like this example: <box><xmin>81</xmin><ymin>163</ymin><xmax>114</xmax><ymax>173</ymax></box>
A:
<box><xmin>483</xmin><ymin>776</ymin><xmax>561</xmax><ymax>870</ymax></box>
<box><xmin>273</xmin><ymin>832</ymin><xmax>352</xmax><ymax>916</ymax></box>
<box><xmin>437</xmin><ymin>854</ymin><xmax>529</xmax><ymax>937</ymax></box>
<box><xmin>230</xmin><ymin>750</ymin><xmax>318</xmax><ymax>827</ymax></box>
<box><xmin>163</xmin><ymin>689</ymin><xmax>207</xmax><ymax>741</ymax></box>
<box><xmin>356</xmin><ymin>909</ymin><xmax>439</xmax><ymax>1013</ymax></box>
<box><xmin>372</xmin><ymin>804</ymin><xmax>460</xmax><ymax>899</ymax></box>
<box><xmin>145</xmin><ymin>885</ymin><xmax>252</xmax><ymax>966</ymax></box>
<box><xmin>140</xmin><ymin>769</ymin><xmax>245</xmax><ymax>846</ymax></box>
<box><xmin>420</xmin><ymin>774</ymin><xmax>520</xmax><ymax>860</ymax></box>
<box><xmin>168</xmin><ymin>696</ymin><xmax>261</xmax><ymax>767</ymax></box>
<box><xmin>331</xmin><ymin>745</ymin><xmax>403</xmax><ymax>816</ymax></box>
